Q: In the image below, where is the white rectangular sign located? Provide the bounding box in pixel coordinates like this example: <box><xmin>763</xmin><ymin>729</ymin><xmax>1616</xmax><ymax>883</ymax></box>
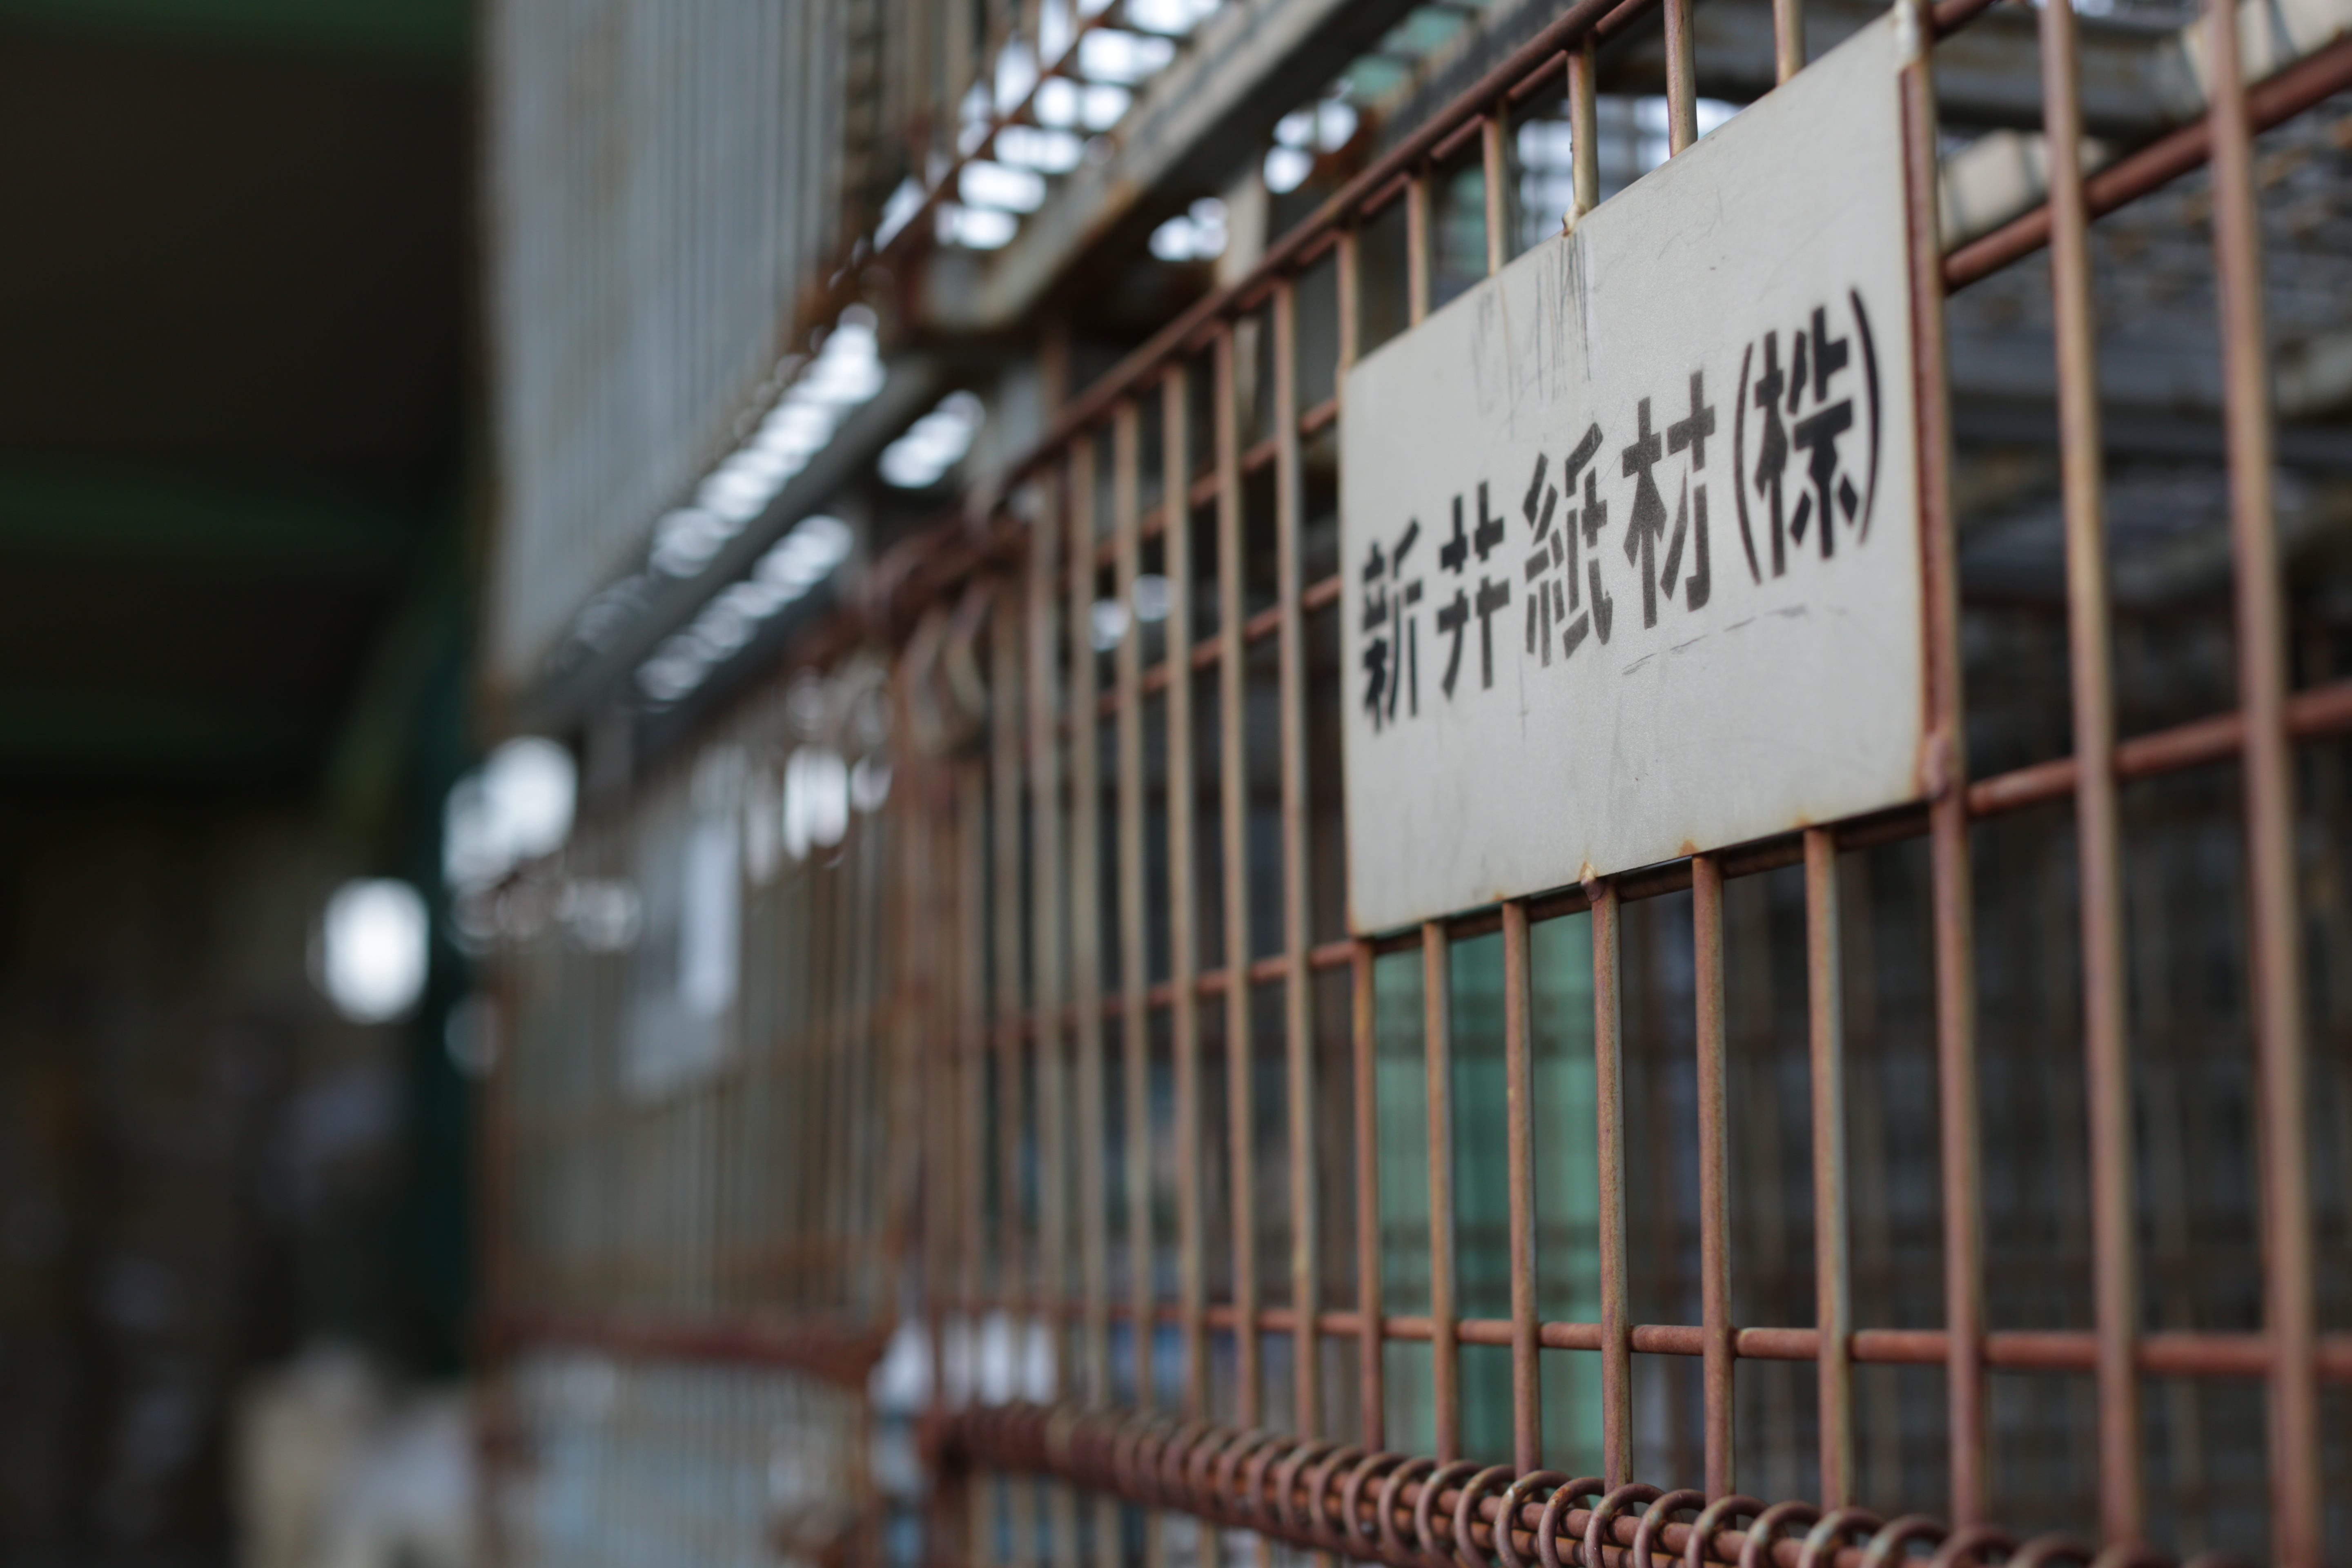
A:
<box><xmin>1341</xmin><ymin>15</ymin><xmax>1927</xmax><ymax>933</ymax></box>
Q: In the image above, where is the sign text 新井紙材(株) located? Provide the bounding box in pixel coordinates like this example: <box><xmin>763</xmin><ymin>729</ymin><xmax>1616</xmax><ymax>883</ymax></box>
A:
<box><xmin>1341</xmin><ymin>13</ymin><xmax>1928</xmax><ymax>932</ymax></box>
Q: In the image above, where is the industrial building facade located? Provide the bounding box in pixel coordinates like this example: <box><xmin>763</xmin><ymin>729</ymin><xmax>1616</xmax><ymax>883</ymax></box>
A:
<box><xmin>475</xmin><ymin>0</ymin><xmax>2352</xmax><ymax>1563</ymax></box>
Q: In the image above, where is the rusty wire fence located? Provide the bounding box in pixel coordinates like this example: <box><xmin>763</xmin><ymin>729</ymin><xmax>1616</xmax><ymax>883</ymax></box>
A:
<box><xmin>486</xmin><ymin>0</ymin><xmax>2352</xmax><ymax>1561</ymax></box>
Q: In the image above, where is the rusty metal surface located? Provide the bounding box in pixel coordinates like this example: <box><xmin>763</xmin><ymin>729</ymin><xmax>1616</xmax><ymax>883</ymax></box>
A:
<box><xmin>485</xmin><ymin>0</ymin><xmax>2352</xmax><ymax>1560</ymax></box>
<box><xmin>931</xmin><ymin>1401</ymin><xmax>2243</xmax><ymax>1568</ymax></box>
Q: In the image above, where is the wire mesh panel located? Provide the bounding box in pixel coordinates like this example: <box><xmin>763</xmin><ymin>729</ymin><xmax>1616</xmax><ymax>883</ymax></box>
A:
<box><xmin>483</xmin><ymin>0</ymin><xmax>2352</xmax><ymax>1561</ymax></box>
<box><xmin>869</xmin><ymin>0</ymin><xmax>2352</xmax><ymax>1562</ymax></box>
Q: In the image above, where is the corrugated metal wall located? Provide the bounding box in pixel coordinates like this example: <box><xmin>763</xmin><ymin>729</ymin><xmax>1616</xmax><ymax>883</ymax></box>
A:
<box><xmin>482</xmin><ymin>0</ymin><xmax>857</xmax><ymax>690</ymax></box>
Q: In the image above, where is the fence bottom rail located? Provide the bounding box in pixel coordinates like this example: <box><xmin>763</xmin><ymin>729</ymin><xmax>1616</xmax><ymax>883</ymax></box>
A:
<box><xmin>931</xmin><ymin>1401</ymin><xmax>2245</xmax><ymax>1568</ymax></box>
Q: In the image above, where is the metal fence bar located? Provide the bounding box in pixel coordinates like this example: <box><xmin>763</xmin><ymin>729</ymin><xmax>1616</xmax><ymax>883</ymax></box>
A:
<box><xmin>1663</xmin><ymin>0</ymin><xmax>1697</xmax><ymax>156</ymax></box>
<box><xmin>1274</xmin><ymin>279</ymin><xmax>1323</xmax><ymax>1446</ymax></box>
<box><xmin>1335</xmin><ymin>223</ymin><xmax>1388</xmax><ymax>1465</ymax></box>
<box><xmin>1114</xmin><ymin>400</ymin><xmax>1155</xmax><ymax>1426</ymax></box>
<box><xmin>1165</xmin><ymin>363</ymin><xmax>1211</xmax><ymax>1424</ymax></box>
<box><xmin>1891</xmin><ymin>0</ymin><xmax>1987</xmax><ymax>1523</ymax></box>
<box><xmin>1691</xmin><ymin>854</ymin><xmax>1733</xmax><ymax>1498</ymax></box>
<box><xmin>2037</xmin><ymin>0</ymin><xmax>2143</xmax><ymax>1539</ymax></box>
<box><xmin>1031</xmin><ymin>458</ymin><xmax>1082</xmax><ymax>1568</ymax></box>
<box><xmin>2205</xmin><ymin>0</ymin><xmax>2321</xmax><ymax>1557</ymax></box>
<box><xmin>1568</xmin><ymin>41</ymin><xmax>1598</xmax><ymax>227</ymax></box>
<box><xmin>1406</xmin><ymin>174</ymin><xmax>1432</xmax><ymax>326</ymax></box>
<box><xmin>1422</xmin><ymin>918</ymin><xmax>1461</xmax><ymax>1464</ymax></box>
<box><xmin>1500</xmin><ymin>900</ymin><xmax>1542</xmax><ymax>1474</ymax></box>
<box><xmin>1352</xmin><ymin>938</ymin><xmax>1386</xmax><ymax>1455</ymax></box>
<box><xmin>1215</xmin><ymin>325</ymin><xmax>1263</xmax><ymax>1435</ymax></box>
<box><xmin>1804</xmin><ymin>827</ymin><xmax>1854</xmax><ymax>1509</ymax></box>
<box><xmin>1774</xmin><ymin>0</ymin><xmax>1803</xmax><ymax>85</ymax></box>
<box><xmin>1481</xmin><ymin>115</ymin><xmax>1510</xmax><ymax>277</ymax></box>
<box><xmin>1071</xmin><ymin>433</ymin><xmax>1116</xmax><ymax>1437</ymax></box>
<box><xmin>1590</xmin><ymin>880</ymin><xmax>1631</xmax><ymax>1488</ymax></box>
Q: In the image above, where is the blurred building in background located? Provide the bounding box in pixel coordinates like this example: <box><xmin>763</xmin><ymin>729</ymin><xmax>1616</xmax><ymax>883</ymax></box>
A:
<box><xmin>0</xmin><ymin>1</ymin><xmax>475</xmax><ymax>1563</ymax></box>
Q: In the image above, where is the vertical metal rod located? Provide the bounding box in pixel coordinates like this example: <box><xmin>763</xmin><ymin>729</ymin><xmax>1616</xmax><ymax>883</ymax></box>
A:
<box><xmin>958</xmin><ymin>760</ymin><xmax>996</xmax><ymax>1568</ymax></box>
<box><xmin>1773</xmin><ymin>0</ymin><xmax>1804</xmax><ymax>85</ymax></box>
<box><xmin>1481</xmin><ymin>113</ymin><xmax>1510</xmax><ymax>276</ymax></box>
<box><xmin>1115</xmin><ymin>400</ymin><xmax>1155</xmax><ymax>1418</ymax></box>
<box><xmin>962</xmin><ymin>759</ymin><xmax>992</xmax><ymax>1351</ymax></box>
<box><xmin>1406</xmin><ymin>173</ymin><xmax>1433</xmax><ymax>326</ymax></box>
<box><xmin>2037</xmin><ymin>0</ymin><xmax>2143</xmax><ymax>1537</ymax></box>
<box><xmin>1115</xmin><ymin>399</ymin><xmax>1159</xmax><ymax>1568</ymax></box>
<box><xmin>1590</xmin><ymin>880</ymin><xmax>1632</xmax><ymax>1487</ymax></box>
<box><xmin>1336</xmin><ymin>227</ymin><xmax>1384</xmax><ymax>1458</ymax></box>
<box><xmin>1664</xmin><ymin>0</ymin><xmax>1698</xmax><ymax>155</ymax></box>
<box><xmin>1569</xmin><ymin>41</ymin><xmax>1599</xmax><ymax>224</ymax></box>
<box><xmin>1422</xmin><ymin>920</ymin><xmax>1460</xmax><ymax>1462</ymax></box>
<box><xmin>1070</xmin><ymin>437</ymin><xmax>1114</xmax><ymax>1419</ymax></box>
<box><xmin>1166</xmin><ymin>364</ymin><xmax>1210</xmax><ymax>1421</ymax></box>
<box><xmin>1069</xmin><ymin>438</ymin><xmax>1119</xmax><ymax>1568</ymax></box>
<box><xmin>1028</xmin><ymin>464</ymin><xmax>1080</xmax><ymax>1568</ymax></box>
<box><xmin>1896</xmin><ymin>0</ymin><xmax>1984</xmax><ymax>1521</ymax></box>
<box><xmin>1273</xmin><ymin>280</ymin><xmax>1322</xmax><ymax>1439</ymax></box>
<box><xmin>1501</xmin><ymin>900</ymin><xmax>1543</xmax><ymax>1473</ymax></box>
<box><xmin>1352</xmin><ymin>941</ymin><xmax>1386</xmax><ymax>1452</ymax></box>
<box><xmin>1215</xmin><ymin>325</ymin><xmax>1263</xmax><ymax>1433</ymax></box>
<box><xmin>1805</xmin><ymin>827</ymin><xmax>1854</xmax><ymax>1508</ymax></box>
<box><xmin>2206</xmin><ymin>0</ymin><xmax>2320</xmax><ymax>1555</ymax></box>
<box><xmin>1690</xmin><ymin>854</ymin><xmax>1734</xmax><ymax>1497</ymax></box>
<box><xmin>992</xmin><ymin>581</ymin><xmax>1028</xmax><ymax>1334</ymax></box>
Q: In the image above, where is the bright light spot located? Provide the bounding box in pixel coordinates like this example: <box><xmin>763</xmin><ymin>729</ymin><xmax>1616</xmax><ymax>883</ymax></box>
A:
<box><xmin>680</xmin><ymin>817</ymin><xmax>740</xmax><ymax>1019</ymax></box>
<box><xmin>696</xmin><ymin>466</ymin><xmax>772</xmax><ymax>524</ymax></box>
<box><xmin>1695</xmin><ymin>97</ymin><xmax>1740</xmax><ymax>137</ymax></box>
<box><xmin>784</xmin><ymin>747</ymin><xmax>851</xmax><ymax>861</ymax></box>
<box><xmin>876</xmin><ymin>176</ymin><xmax>926</xmax><ymax>247</ymax></box>
<box><xmin>1041</xmin><ymin>0</ymin><xmax>1079</xmax><ymax>56</ymax></box>
<box><xmin>995</xmin><ymin>124</ymin><xmax>1084</xmax><ymax>173</ymax></box>
<box><xmin>1275</xmin><ymin>99</ymin><xmax>1355</xmax><ymax>156</ymax></box>
<box><xmin>1082</xmin><ymin>84</ymin><xmax>1130</xmax><ymax>130</ymax></box>
<box><xmin>753</xmin><ymin>401</ymin><xmax>831</xmax><ymax>457</ymax></box>
<box><xmin>1518</xmin><ymin>118</ymin><xmax>1576</xmax><ymax>169</ymax></box>
<box><xmin>745</xmin><ymin>766</ymin><xmax>782</xmax><ymax>884</ymax></box>
<box><xmin>1264</xmin><ymin>145</ymin><xmax>1313</xmax><ymax>194</ymax></box>
<box><xmin>1134</xmin><ymin>573</ymin><xmax>1172</xmax><ymax>621</ymax></box>
<box><xmin>635</xmin><ymin>518</ymin><xmax>853</xmax><ymax>707</ymax></box>
<box><xmin>649</xmin><ymin>312</ymin><xmax>880</xmax><ymax>579</ymax></box>
<box><xmin>958</xmin><ymin>82</ymin><xmax>995</xmax><ymax>153</ymax></box>
<box><xmin>757</xmin><ymin>514</ymin><xmax>853</xmax><ymax>589</ymax></box>
<box><xmin>1078</xmin><ymin>29</ymin><xmax>1172</xmax><ymax>83</ymax></box>
<box><xmin>960</xmin><ymin>160</ymin><xmax>1046</xmax><ymax>213</ymax></box>
<box><xmin>444</xmin><ymin>737</ymin><xmax>577</xmax><ymax>891</ymax></box>
<box><xmin>487</xmin><ymin>737</ymin><xmax>576</xmax><ymax>860</ymax></box>
<box><xmin>850</xmin><ymin>756</ymin><xmax>893</xmax><ymax>813</ymax></box>
<box><xmin>1149</xmin><ymin>196</ymin><xmax>1227</xmax><ymax>261</ymax></box>
<box><xmin>940</xmin><ymin>203</ymin><xmax>1018</xmax><ymax>249</ymax></box>
<box><xmin>880</xmin><ymin>391</ymin><xmax>985</xmax><ymax>489</ymax></box>
<box><xmin>318</xmin><ymin>880</ymin><xmax>429</xmax><ymax>1024</ymax></box>
<box><xmin>1127</xmin><ymin>0</ymin><xmax>1218</xmax><ymax>33</ymax></box>
<box><xmin>996</xmin><ymin>38</ymin><xmax>1038</xmax><ymax>105</ymax></box>
<box><xmin>1314</xmin><ymin>100</ymin><xmax>1357</xmax><ymax>150</ymax></box>
<box><xmin>1035</xmin><ymin>77</ymin><xmax>1081</xmax><ymax>127</ymax></box>
<box><xmin>1091</xmin><ymin>597</ymin><xmax>1131</xmax><ymax>650</ymax></box>
<box><xmin>650</xmin><ymin>506</ymin><xmax>737</xmax><ymax>577</ymax></box>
